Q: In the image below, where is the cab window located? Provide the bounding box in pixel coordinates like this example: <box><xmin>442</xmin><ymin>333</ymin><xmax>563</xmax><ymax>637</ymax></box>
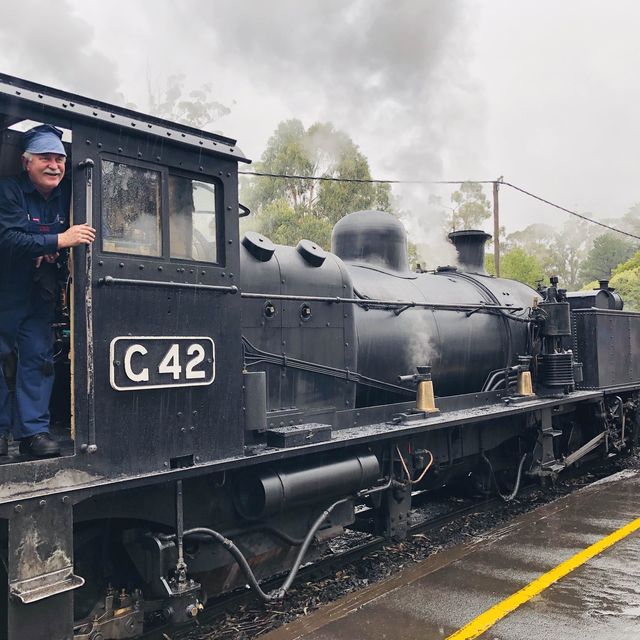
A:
<box><xmin>101</xmin><ymin>160</ymin><xmax>162</xmax><ymax>257</ymax></box>
<box><xmin>169</xmin><ymin>175</ymin><xmax>217</xmax><ymax>263</ymax></box>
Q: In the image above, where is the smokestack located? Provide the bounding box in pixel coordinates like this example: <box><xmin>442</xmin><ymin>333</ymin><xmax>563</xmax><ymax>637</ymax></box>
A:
<box><xmin>448</xmin><ymin>230</ymin><xmax>491</xmax><ymax>275</ymax></box>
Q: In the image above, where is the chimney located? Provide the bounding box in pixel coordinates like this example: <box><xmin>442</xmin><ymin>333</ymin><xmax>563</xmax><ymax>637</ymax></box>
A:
<box><xmin>448</xmin><ymin>230</ymin><xmax>491</xmax><ymax>275</ymax></box>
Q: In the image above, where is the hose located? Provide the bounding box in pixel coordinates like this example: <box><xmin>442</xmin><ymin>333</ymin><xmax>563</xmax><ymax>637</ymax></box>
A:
<box><xmin>175</xmin><ymin>497</ymin><xmax>351</xmax><ymax>602</ymax></box>
<box><xmin>482</xmin><ymin>452</ymin><xmax>527</xmax><ymax>502</ymax></box>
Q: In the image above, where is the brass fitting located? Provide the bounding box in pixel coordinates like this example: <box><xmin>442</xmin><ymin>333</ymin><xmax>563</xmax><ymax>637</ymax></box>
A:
<box><xmin>398</xmin><ymin>366</ymin><xmax>439</xmax><ymax>415</ymax></box>
<box><xmin>517</xmin><ymin>370</ymin><xmax>534</xmax><ymax>396</ymax></box>
<box><xmin>416</xmin><ymin>379</ymin><xmax>437</xmax><ymax>412</ymax></box>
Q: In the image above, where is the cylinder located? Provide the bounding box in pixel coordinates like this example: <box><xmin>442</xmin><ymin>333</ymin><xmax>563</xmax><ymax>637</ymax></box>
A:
<box><xmin>540</xmin><ymin>352</ymin><xmax>574</xmax><ymax>387</ymax></box>
<box><xmin>233</xmin><ymin>454</ymin><xmax>380</xmax><ymax>520</ymax></box>
<box><xmin>538</xmin><ymin>301</ymin><xmax>571</xmax><ymax>336</ymax></box>
<box><xmin>448</xmin><ymin>230</ymin><xmax>491</xmax><ymax>274</ymax></box>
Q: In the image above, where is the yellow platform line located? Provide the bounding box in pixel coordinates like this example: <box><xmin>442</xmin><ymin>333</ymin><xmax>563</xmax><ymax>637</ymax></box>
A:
<box><xmin>446</xmin><ymin>516</ymin><xmax>640</xmax><ymax>639</ymax></box>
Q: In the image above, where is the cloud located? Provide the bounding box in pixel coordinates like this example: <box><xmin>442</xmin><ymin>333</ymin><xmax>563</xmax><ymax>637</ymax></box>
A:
<box><xmin>0</xmin><ymin>0</ymin><xmax>121</xmax><ymax>102</ymax></box>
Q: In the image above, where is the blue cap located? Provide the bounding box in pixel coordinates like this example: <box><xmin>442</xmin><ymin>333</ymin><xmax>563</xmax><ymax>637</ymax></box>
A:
<box><xmin>23</xmin><ymin>124</ymin><xmax>66</xmax><ymax>156</ymax></box>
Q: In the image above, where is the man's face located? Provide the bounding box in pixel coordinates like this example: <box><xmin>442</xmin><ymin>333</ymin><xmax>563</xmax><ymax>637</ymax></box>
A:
<box><xmin>24</xmin><ymin>153</ymin><xmax>66</xmax><ymax>197</ymax></box>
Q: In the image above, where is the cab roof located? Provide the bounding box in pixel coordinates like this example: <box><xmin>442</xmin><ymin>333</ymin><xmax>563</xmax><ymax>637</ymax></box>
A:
<box><xmin>0</xmin><ymin>73</ymin><xmax>250</xmax><ymax>163</ymax></box>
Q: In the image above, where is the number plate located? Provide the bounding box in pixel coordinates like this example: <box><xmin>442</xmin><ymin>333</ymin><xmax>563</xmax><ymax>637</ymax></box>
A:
<box><xmin>109</xmin><ymin>336</ymin><xmax>215</xmax><ymax>391</ymax></box>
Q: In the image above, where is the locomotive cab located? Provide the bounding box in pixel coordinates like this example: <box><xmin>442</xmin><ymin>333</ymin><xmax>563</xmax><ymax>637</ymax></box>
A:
<box><xmin>0</xmin><ymin>74</ymin><xmax>249</xmax><ymax>475</ymax></box>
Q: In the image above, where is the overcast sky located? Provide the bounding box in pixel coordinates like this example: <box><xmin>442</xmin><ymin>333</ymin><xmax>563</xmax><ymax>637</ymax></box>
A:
<box><xmin>1</xmin><ymin>0</ymin><xmax>638</xmax><ymax>236</ymax></box>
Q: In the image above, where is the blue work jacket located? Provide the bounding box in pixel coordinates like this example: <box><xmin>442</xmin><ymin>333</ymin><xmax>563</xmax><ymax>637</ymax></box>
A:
<box><xmin>0</xmin><ymin>173</ymin><xmax>70</xmax><ymax>307</ymax></box>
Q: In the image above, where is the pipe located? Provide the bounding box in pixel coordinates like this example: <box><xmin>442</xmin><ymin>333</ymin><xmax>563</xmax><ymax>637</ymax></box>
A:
<box><xmin>233</xmin><ymin>454</ymin><xmax>380</xmax><ymax>520</ymax></box>
<box><xmin>180</xmin><ymin>497</ymin><xmax>350</xmax><ymax>602</ymax></box>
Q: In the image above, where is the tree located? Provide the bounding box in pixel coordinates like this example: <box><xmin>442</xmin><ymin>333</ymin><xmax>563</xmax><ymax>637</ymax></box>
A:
<box><xmin>242</xmin><ymin>120</ymin><xmax>392</xmax><ymax>248</ymax></box>
<box><xmin>448</xmin><ymin>182</ymin><xmax>491</xmax><ymax>231</ymax></box>
<box><xmin>610</xmin><ymin>268</ymin><xmax>640</xmax><ymax>311</ymax></box>
<box><xmin>148</xmin><ymin>74</ymin><xmax>230</xmax><ymax>130</ymax></box>
<box><xmin>485</xmin><ymin>248</ymin><xmax>544</xmax><ymax>288</ymax></box>
<box><xmin>580</xmin><ymin>232</ymin><xmax>636</xmax><ymax>282</ymax></box>
<box><xmin>506</xmin><ymin>220</ymin><xmax>595</xmax><ymax>290</ymax></box>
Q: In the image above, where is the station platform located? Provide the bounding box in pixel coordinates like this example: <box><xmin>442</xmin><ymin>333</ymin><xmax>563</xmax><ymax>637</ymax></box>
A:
<box><xmin>263</xmin><ymin>469</ymin><xmax>640</xmax><ymax>640</ymax></box>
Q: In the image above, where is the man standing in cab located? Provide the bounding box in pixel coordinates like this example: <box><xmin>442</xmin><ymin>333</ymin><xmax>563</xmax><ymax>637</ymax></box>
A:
<box><xmin>0</xmin><ymin>124</ymin><xmax>96</xmax><ymax>457</ymax></box>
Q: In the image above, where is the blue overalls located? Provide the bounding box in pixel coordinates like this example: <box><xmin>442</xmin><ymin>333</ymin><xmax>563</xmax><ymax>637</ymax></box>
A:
<box><xmin>0</xmin><ymin>173</ymin><xmax>69</xmax><ymax>439</ymax></box>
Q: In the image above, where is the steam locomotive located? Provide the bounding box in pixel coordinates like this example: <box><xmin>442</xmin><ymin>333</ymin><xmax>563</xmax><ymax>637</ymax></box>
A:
<box><xmin>0</xmin><ymin>74</ymin><xmax>638</xmax><ymax>640</ymax></box>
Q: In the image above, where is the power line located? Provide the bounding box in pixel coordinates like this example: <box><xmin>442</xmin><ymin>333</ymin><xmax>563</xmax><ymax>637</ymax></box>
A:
<box><xmin>239</xmin><ymin>170</ymin><xmax>640</xmax><ymax>242</ymax></box>
<box><xmin>239</xmin><ymin>170</ymin><xmax>495</xmax><ymax>186</ymax></box>
<box><xmin>500</xmin><ymin>182</ymin><xmax>640</xmax><ymax>241</ymax></box>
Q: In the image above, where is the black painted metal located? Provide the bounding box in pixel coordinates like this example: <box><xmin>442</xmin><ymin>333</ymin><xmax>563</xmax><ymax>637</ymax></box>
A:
<box><xmin>233</xmin><ymin>453</ymin><xmax>380</xmax><ymax>520</ymax></box>
<box><xmin>329</xmin><ymin>211</ymin><xmax>537</xmax><ymax>404</ymax></box>
<box><xmin>332</xmin><ymin>210</ymin><xmax>411</xmax><ymax>274</ymax></box>
<box><xmin>573</xmin><ymin>309</ymin><xmax>640</xmax><ymax>389</ymax></box>
<box><xmin>0</xmin><ymin>73</ymin><xmax>247</xmax><ymax>161</ymax></box>
<box><xmin>99</xmin><ymin>275</ymin><xmax>239</xmax><ymax>293</ymax></box>
<box><xmin>538</xmin><ymin>301</ymin><xmax>572</xmax><ymax>336</ymax></box>
<box><xmin>448</xmin><ymin>229</ymin><xmax>491</xmax><ymax>275</ymax></box>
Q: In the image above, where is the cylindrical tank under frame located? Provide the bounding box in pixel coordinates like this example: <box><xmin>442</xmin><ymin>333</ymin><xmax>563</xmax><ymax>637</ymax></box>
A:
<box><xmin>331</xmin><ymin>211</ymin><xmax>538</xmax><ymax>404</ymax></box>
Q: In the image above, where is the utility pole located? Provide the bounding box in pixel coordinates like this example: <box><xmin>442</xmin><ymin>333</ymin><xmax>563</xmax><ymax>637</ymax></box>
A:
<box><xmin>493</xmin><ymin>176</ymin><xmax>503</xmax><ymax>277</ymax></box>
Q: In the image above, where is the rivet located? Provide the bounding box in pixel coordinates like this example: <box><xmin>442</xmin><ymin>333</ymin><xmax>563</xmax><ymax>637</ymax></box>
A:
<box><xmin>97</xmin><ymin>143</ymin><xmax>102</xmax><ymax>148</ymax></box>
<box><xmin>14</xmin><ymin>504</ymin><xmax>22</xmax><ymax>513</ymax></box>
<box><xmin>226</xmin><ymin>172</ymin><xmax>231</xmax><ymax>177</ymax></box>
<box><xmin>119</xmin><ymin>262</ymin><xmax>124</xmax><ymax>268</ymax></box>
<box><xmin>98</xmin><ymin>260</ymin><xmax>103</xmax><ymax>266</ymax></box>
<box><xmin>85</xmin><ymin>139</ymin><xmax>91</xmax><ymax>145</ymax></box>
<box><xmin>139</xmin><ymin>264</ymin><xmax>144</xmax><ymax>270</ymax></box>
<box><xmin>61</xmin><ymin>496</ymin><xmax>69</xmax><ymax>504</ymax></box>
<box><xmin>39</xmin><ymin>499</ymin><xmax>46</xmax><ymax>507</ymax></box>
<box><xmin>158</xmin><ymin>266</ymin><xmax>163</xmax><ymax>271</ymax></box>
<box><xmin>117</xmin><ymin>147</ymin><xmax>123</xmax><ymax>153</ymax></box>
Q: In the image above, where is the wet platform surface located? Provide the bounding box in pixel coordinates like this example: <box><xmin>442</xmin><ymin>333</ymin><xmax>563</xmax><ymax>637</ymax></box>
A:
<box><xmin>263</xmin><ymin>470</ymin><xmax>640</xmax><ymax>640</ymax></box>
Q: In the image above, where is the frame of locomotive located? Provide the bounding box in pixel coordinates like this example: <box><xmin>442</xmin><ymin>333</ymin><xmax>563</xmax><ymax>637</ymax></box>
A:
<box><xmin>0</xmin><ymin>74</ymin><xmax>638</xmax><ymax>640</ymax></box>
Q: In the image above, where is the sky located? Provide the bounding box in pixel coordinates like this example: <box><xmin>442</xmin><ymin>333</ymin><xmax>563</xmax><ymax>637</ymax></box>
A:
<box><xmin>1</xmin><ymin>0</ymin><xmax>638</xmax><ymax>239</ymax></box>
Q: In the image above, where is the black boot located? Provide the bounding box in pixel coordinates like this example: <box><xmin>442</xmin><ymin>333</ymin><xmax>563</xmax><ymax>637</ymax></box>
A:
<box><xmin>19</xmin><ymin>433</ymin><xmax>60</xmax><ymax>457</ymax></box>
<box><xmin>0</xmin><ymin>435</ymin><xmax>7</xmax><ymax>456</ymax></box>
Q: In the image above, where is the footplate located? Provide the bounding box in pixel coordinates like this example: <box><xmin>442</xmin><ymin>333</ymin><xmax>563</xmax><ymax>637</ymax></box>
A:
<box><xmin>10</xmin><ymin>566</ymin><xmax>84</xmax><ymax>604</ymax></box>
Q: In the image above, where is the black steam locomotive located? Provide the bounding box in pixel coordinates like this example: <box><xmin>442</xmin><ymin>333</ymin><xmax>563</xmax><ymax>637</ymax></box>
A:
<box><xmin>0</xmin><ymin>74</ymin><xmax>638</xmax><ymax>640</ymax></box>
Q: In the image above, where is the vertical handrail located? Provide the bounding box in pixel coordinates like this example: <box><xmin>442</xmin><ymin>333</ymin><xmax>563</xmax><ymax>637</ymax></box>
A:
<box><xmin>78</xmin><ymin>159</ymin><xmax>97</xmax><ymax>454</ymax></box>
